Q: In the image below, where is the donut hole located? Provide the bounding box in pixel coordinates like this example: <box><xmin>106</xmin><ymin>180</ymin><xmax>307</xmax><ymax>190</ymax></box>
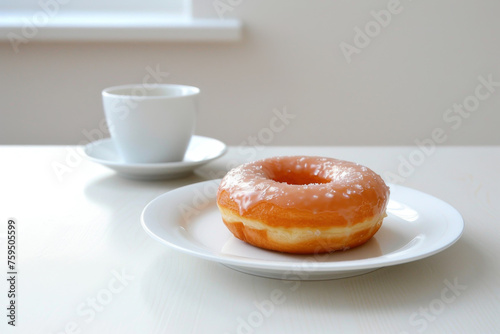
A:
<box><xmin>271</xmin><ymin>172</ymin><xmax>330</xmax><ymax>185</ymax></box>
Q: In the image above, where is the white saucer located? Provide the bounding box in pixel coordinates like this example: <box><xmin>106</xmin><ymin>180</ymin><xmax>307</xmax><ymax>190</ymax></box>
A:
<box><xmin>83</xmin><ymin>136</ymin><xmax>227</xmax><ymax>180</ymax></box>
<box><xmin>141</xmin><ymin>180</ymin><xmax>464</xmax><ymax>280</ymax></box>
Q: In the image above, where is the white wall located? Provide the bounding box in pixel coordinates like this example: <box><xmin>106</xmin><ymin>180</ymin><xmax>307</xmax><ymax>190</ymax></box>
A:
<box><xmin>1</xmin><ymin>0</ymin><xmax>499</xmax><ymax>145</ymax></box>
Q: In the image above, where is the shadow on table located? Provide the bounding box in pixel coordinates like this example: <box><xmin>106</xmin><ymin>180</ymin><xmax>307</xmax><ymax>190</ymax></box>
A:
<box><xmin>139</xmin><ymin>236</ymin><xmax>483</xmax><ymax>332</ymax></box>
<box><xmin>84</xmin><ymin>172</ymin><xmax>212</xmax><ymax>199</ymax></box>
<box><xmin>82</xmin><ymin>172</ymin><xmax>213</xmax><ymax>253</ymax></box>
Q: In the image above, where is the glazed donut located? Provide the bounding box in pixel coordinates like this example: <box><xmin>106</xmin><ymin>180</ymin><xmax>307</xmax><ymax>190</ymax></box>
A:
<box><xmin>216</xmin><ymin>156</ymin><xmax>390</xmax><ymax>254</ymax></box>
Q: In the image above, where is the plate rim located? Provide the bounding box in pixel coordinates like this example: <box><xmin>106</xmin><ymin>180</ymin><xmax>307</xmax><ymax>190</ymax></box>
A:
<box><xmin>141</xmin><ymin>180</ymin><xmax>465</xmax><ymax>272</ymax></box>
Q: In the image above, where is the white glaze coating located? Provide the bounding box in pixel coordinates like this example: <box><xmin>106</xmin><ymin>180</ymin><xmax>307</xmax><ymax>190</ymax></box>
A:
<box><xmin>218</xmin><ymin>156</ymin><xmax>390</xmax><ymax>218</ymax></box>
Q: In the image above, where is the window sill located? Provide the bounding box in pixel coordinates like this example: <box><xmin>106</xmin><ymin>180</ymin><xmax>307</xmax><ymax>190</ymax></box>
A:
<box><xmin>0</xmin><ymin>13</ymin><xmax>242</xmax><ymax>42</ymax></box>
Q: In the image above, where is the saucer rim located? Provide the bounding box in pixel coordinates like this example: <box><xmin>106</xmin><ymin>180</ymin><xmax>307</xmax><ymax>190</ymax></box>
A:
<box><xmin>82</xmin><ymin>135</ymin><xmax>227</xmax><ymax>168</ymax></box>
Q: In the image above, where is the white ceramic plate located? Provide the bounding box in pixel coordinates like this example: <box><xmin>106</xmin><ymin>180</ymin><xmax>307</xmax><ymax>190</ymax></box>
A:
<box><xmin>141</xmin><ymin>180</ymin><xmax>464</xmax><ymax>280</ymax></box>
<box><xmin>83</xmin><ymin>136</ymin><xmax>227</xmax><ymax>180</ymax></box>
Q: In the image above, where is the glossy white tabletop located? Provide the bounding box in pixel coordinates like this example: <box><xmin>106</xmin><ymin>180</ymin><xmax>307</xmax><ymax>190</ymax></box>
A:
<box><xmin>1</xmin><ymin>145</ymin><xmax>498</xmax><ymax>334</ymax></box>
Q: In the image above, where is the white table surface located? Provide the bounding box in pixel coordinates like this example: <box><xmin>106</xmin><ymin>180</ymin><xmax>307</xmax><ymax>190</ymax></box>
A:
<box><xmin>1</xmin><ymin>145</ymin><xmax>499</xmax><ymax>334</ymax></box>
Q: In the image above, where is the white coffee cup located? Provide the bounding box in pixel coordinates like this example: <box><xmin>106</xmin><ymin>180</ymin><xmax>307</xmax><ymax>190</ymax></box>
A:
<box><xmin>102</xmin><ymin>84</ymin><xmax>199</xmax><ymax>163</ymax></box>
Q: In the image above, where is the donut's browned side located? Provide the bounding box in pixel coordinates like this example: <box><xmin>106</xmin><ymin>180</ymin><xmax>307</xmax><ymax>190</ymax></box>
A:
<box><xmin>216</xmin><ymin>189</ymin><xmax>387</xmax><ymax>254</ymax></box>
